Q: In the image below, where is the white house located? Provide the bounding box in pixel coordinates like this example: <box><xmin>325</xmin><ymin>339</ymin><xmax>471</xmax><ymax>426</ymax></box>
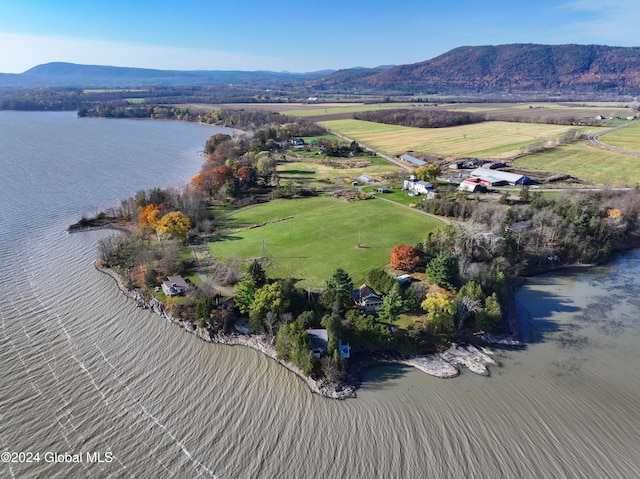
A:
<box><xmin>162</xmin><ymin>275</ymin><xmax>189</xmax><ymax>297</ymax></box>
<box><xmin>403</xmin><ymin>175</ymin><xmax>433</xmax><ymax>195</ymax></box>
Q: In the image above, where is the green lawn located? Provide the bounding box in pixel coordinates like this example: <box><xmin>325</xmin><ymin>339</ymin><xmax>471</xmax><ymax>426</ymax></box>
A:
<box><xmin>363</xmin><ymin>185</ymin><xmax>422</xmax><ymax>207</ymax></box>
<box><xmin>208</xmin><ymin>196</ymin><xmax>443</xmax><ymax>288</ymax></box>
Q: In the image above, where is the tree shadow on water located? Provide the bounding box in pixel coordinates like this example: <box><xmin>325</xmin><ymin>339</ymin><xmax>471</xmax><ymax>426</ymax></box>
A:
<box><xmin>359</xmin><ymin>364</ymin><xmax>412</xmax><ymax>391</ymax></box>
<box><xmin>516</xmin><ymin>289</ymin><xmax>581</xmax><ymax>344</ymax></box>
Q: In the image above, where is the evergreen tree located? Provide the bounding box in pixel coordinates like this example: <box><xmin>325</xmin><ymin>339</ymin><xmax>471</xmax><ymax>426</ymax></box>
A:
<box><xmin>247</xmin><ymin>259</ymin><xmax>267</xmax><ymax>287</ymax></box>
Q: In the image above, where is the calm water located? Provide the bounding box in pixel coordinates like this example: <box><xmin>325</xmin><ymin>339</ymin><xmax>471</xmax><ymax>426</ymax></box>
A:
<box><xmin>1</xmin><ymin>112</ymin><xmax>639</xmax><ymax>478</ymax></box>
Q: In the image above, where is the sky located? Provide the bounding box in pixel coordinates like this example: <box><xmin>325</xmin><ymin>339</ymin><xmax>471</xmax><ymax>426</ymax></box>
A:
<box><xmin>0</xmin><ymin>0</ymin><xmax>638</xmax><ymax>74</ymax></box>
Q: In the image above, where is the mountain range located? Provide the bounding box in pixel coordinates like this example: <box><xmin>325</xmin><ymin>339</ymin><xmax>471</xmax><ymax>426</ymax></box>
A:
<box><xmin>1</xmin><ymin>44</ymin><xmax>639</xmax><ymax>95</ymax></box>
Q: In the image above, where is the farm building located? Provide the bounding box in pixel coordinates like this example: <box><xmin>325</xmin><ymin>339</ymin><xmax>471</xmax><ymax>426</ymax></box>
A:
<box><xmin>359</xmin><ymin>174</ymin><xmax>375</xmax><ymax>184</ymax></box>
<box><xmin>403</xmin><ymin>175</ymin><xmax>433</xmax><ymax>194</ymax></box>
<box><xmin>469</xmin><ymin>168</ymin><xmax>531</xmax><ymax>186</ymax></box>
<box><xmin>399</xmin><ymin>154</ymin><xmax>427</xmax><ymax>167</ymax></box>
<box><xmin>458</xmin><ymin>178</ymin><xmax>485</xmax><ymax>192</ymax></box>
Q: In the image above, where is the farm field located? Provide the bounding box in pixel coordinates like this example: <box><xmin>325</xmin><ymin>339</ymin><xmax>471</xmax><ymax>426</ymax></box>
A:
<box><xmin>278</xmin><ymin>150</ymin><xmax>402</xmax><ymax>187</ymax></box>
<box><xmin>514</xmin><ymin>142</ymin><xmax>640</xmax><ymax>186</ymax></box>
<box><xmin>208</xmin><ymin>196</ymin><xmax>443</xmax><ymax>288</ymax></box>
<box><xmin>598</xmin><ymin>123</ymin><xmax>640</xmax><ymax>153</ymax></box>
<box><xmin>320</xmin><ymin>119</ymin><xmax>602</xmax><ymax>158</ymax></box>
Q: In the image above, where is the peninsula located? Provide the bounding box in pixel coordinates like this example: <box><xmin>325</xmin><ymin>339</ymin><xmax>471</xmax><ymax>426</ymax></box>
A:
<box><xmin>70</xmin><ymin>102</ymin><xmax>640</xmax><ymax>398</ymax></box>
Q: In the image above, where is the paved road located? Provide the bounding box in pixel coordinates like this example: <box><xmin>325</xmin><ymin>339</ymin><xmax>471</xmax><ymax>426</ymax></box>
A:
<box><xmin>587</xmin><ymin>122</ymin><xmax>640</xmax><ymax>157</ymax></box>
<box><xmin>327</xmin><ymin>129</ymin><xmax>414</xmax><ymax>171</ymax></box>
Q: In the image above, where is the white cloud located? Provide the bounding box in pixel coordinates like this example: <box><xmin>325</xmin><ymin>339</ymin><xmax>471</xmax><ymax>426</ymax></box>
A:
<box><xmin>556</xmin><ymin>0</ymin><xmax>640</xmax><ymax>45</ymax></box>
<box><xmin>0</xmin><ymin>32</ymin><xmax>292</xmax><ymax>73</ymax></box>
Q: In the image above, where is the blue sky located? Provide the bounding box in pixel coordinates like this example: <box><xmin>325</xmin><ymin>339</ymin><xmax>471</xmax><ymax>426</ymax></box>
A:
<box><xmin>0</xmin><ymin>0</ymin><xmax>638</xmax><ymax>73</ymax></box>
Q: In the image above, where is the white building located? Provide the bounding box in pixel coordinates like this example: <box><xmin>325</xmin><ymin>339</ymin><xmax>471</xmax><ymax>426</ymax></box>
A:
<box><xmin>403</xmin><ymin>175</ymin><xmax>433</xmax><ymax>194</ymax></box>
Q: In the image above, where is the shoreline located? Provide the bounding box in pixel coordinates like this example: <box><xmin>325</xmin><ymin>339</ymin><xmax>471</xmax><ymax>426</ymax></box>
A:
<box><xmin>93</xmin><ymin>261</ymin><xmax>500</xmax><ymax>399</ymax></box>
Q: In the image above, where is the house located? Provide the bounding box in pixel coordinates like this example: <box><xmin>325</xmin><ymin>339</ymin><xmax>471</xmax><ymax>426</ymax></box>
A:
<box><xmin>161</xmin><ymin>275</ymin><xmax>189</xmax><ymax>297</ymax></box>
<box><xmin>306</xmin><ymin>329</ymin><xmax>329</xmax><ymax>358</ymax></box>
<box><xmin>403</xmin><ymin>175</ymin><xmax>433</xmax><ymax>195</ymax></box>
<box><xmin>469</xmin><ymin>167</ymin><xmax>531</xmax><ymax>186</ymax></box>
<box><xmin>352</xmin><ymin>284</ymin><xmax>384</xmax><ymax>313</ymax></box>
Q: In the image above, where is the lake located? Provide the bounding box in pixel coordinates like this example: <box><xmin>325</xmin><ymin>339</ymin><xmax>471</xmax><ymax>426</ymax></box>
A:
<box><xmin>1</xmin><ymin>111</ymin><xmax>639</xmax><ymax>478</ymax></box>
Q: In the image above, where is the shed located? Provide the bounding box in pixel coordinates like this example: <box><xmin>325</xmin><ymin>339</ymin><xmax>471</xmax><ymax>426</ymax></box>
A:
<box><xmin>359</xmin><ymin>174</ymin><xmax>374</xmax><ymax>183</ymax></box>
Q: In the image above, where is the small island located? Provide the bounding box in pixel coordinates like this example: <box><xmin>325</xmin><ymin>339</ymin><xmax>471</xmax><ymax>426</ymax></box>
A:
<box><xmin>70</xmin><ymin>106</ymin><xmax>640</xmax><ymax>399</ymax></box>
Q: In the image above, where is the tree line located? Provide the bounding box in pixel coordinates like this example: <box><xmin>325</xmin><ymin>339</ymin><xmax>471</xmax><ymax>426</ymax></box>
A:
<box><xmin>354</xmin><ymin>108</ymin><xmax>486</xmax><ymax>128</ymax></box>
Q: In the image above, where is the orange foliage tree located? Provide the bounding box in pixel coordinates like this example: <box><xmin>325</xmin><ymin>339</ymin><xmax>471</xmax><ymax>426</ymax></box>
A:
<box><xmin>191</xmin><ymin>165</ymin><xmax>233</xmax><ymax>196</ymax></box>
<box><xmin>139</xmin><ymin>204</ymin><xmax>162</xmax><ymax>231</ymax></box>
<box><xmin>156</xmin><ymin>211</ymin><xmax>191</xmax><ymax>240</ymax></box>
<box><xmin>390</xmin><ymin>244</ymin><xmax>420</xmax><ymax>272</ymax></box>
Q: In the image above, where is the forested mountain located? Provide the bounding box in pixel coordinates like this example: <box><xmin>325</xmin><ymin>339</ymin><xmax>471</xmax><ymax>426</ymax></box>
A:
<box><xmin>0</xmin><ymin>62</ymin><xmax>332</xmax><ymax>88</ymax></box>
<box><xmin>1</xmin><ymin>44</ymin><xmax>639</xmax><ymax>96</ymax></box>
<box><xmin>310</xmin><ymin>44</ymin><xmax>640</xmax><ymax>95</ymax></box>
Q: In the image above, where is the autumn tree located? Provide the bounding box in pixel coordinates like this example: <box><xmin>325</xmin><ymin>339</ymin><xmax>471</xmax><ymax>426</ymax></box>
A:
<box><xmin>156</xmin><ymin>211</ymin><xmax>191</xmax><ymax>240</ymax></box>
<box><xmin>421</xmin><ymin>292</ymin><xmax>456</xmax><ymax>333</ymax></box>
<box><xmin>139</xmin><ymin>204</ymin><xmax>162</xmax><ymax>232</ymax></box>
<box><xmin>415</xmin><ymin>164</ymin><xmax>441</xmax><ymax>182</ymax></box>
<box><xmin>391</xmin><ymin>244</ymin><xmax>421</xmax><ymax>272</ymax></box>
<box><xmin>191</xmin><ymin>165</ymin><xmax>233</xmax><ymax>196</ymax></box>
<box><xmin>204</xmin><ymin>133</ymin><xmax>232</xmax><ymax>154</ymax></box>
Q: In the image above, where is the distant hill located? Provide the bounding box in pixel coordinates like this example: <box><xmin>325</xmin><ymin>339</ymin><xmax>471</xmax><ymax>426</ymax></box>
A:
<box><xmin>1</xmin><ymin>44</ymin><xmax>639</xmax><ymax>96</ymax></box>
<box><xmin>0</xmin><ymin>62</ymin><xmax>332</xmax><ymax>88</ymax></box>
<box><xmin>310</xmin><ymin>44</ymin><xmax>640</xmax><ymax>95</ymax></box>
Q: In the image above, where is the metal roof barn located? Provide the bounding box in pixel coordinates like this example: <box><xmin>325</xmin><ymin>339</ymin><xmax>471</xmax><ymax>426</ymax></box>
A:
<box><xmin>469</xmin><ymin>167</ymin><xmax>531</xmax><ymax>185</ymax></box>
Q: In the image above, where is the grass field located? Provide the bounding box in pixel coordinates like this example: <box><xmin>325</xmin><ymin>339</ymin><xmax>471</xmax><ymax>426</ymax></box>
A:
<box><xmin>208</xmin><ymin>196</ymin><xmax>443</xmax><ymax>288</ymax></box>
<box><xmin>279</xmin><ymin>151</ymin><xmax>402</xmax><ymax>187</ymax></box>
<box><xmin>515</xmin><ymin>142</ymin><xmax>640</xmax><ymax>186</ymax></box>
<box><xmin>598</xmin><ymin>123</ymin><xmax>640</xmax><ymax>153</ymax></box>
<box><xmin>320</xmin><ymin>119</ymin><xmax>602</xmax><ymax>159</ymax></box>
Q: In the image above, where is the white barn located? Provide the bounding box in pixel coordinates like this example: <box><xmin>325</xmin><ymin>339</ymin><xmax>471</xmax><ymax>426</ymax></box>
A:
<box><xmin>469</xmin><ymin>168</ymin><xmax>531</xmax><ymax>186</ymax></box>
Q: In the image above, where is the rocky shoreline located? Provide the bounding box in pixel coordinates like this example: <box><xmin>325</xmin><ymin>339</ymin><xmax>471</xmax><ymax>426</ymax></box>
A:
<box><xmin>94</xmin><ymin>261</ymin><xmax>501</xmax><ymax>400</ymax></box>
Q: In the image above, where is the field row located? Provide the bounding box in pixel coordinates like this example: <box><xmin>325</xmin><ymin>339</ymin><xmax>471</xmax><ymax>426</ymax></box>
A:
<box><xmin>319</xmin><ymin>119</ymin><xmax>601</xmax><ymax>159</ymax></box>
